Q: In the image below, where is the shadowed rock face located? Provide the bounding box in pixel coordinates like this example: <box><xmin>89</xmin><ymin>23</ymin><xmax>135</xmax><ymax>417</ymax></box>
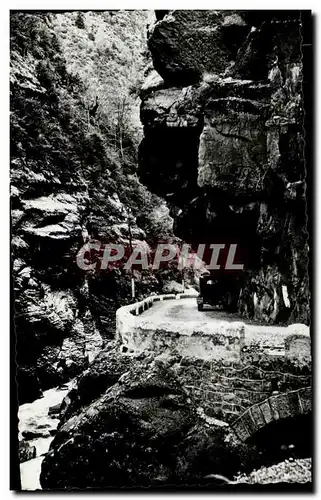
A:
<box><xmin>148</xmin><ymin>11</ymin><xmax>250</xmax><ymax>85</ymax></box>
<box><xmin>40</xmin><ymin>357</ymin><xmax>249</xmax><ymax>489</ymax></box>
<box><xmin>39</xmin><ymin>343</ymin><xmax>311</xmax><ymax>488</ymax></box>
<box><xmin>139</xmin><ymin>11</ymin><xmax>310</xmax><ymax>325</ymax></box>
<box><xmin>11</xmin><ymin>12</ymin><xmax>175</xmax><ymax>403</ymax></box>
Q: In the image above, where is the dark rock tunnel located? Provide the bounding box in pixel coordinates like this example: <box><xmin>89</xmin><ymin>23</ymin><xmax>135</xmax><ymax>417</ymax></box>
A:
<box><xmin>242</xmin><ymin>412</ymin><xmax>312</xmax><ymax>474</ymax></box>
<box><xmin>138</xmin><ymin>124</ymin><xmax>263</xmax><ymax>313</ymax></box>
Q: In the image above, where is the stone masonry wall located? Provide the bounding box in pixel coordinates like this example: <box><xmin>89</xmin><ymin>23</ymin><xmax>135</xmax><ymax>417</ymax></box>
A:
<box><xmin>116</xmin><ymin>294</ymin><xmax>311</xmax><ymax>425</ymax></box>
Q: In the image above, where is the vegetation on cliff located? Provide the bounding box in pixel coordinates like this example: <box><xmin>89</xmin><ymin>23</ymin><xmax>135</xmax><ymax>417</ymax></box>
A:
<box><xmin>11</xmin><ymin>11</ymin><xmax>175</xmax><ymax>403</ymax></box>
<box><xmin>13</xmin><ymin>11</ymin><xmax>311</xmax><ymax>491</ymax></box>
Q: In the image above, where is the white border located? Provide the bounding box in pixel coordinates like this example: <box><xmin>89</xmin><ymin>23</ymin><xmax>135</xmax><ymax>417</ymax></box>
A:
<box><xmin>1</xmin><ymin>1</ymin><xmax>319</xmax><ymax>9</ymax></box>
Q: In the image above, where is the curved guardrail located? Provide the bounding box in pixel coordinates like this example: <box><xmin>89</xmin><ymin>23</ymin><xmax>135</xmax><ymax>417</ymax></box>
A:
<box><xmin>116</xmin><ymin>293</ymin><xmax>310</xmax><ymax>362</ymax></box>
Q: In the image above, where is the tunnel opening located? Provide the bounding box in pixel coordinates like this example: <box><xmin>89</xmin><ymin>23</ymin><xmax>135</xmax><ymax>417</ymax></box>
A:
<box><xmin>176</xmin><ymin>196</ymin><xmax>262</xmax><ymax>314</ymax></box>
<box><xmin>242</xmin><ymin>413</ymin><xmax>312</xmax><ymax>473</ymax></box>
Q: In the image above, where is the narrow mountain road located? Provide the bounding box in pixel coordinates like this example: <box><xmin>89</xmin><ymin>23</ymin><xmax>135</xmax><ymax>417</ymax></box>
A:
<box><xmin>139</xmin><ymin>297</ymin><xmax>290</xmax><ymax>336</ymax></box>
<box><xmin>140</xmin><ymin>298</ymin><xmax>245</xmax><ymax>323</ymax></box>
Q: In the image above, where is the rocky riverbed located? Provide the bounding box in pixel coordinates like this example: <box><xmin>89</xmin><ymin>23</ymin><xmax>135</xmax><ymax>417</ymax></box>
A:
<box><xmin>235</xmin><ymin>458</ymin><xmax>312</xmax><ymax>484</ymax></box>
<box><xmin>18</xmin><ymin>348</ymin><xmax>312</xmax><ymax>490</ymax></box>
<box><xmin>18</xmin><ymin>380</ymin><xmax>75</xmax><ymax>490</ymax></box>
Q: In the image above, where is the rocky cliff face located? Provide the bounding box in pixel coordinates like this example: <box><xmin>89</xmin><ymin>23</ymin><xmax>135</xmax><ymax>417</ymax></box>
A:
<box><xmin>40</xmin><ymin>347</ymin><xmax>251</xmax><ymax>489</ymax></box>
<box><xmin>40</xmin><ymin>338</ymin><xmax>312</xmax><ymax>489</ymax></box>
<box><xmin>33</xmin><ymin>11</ymin><xmax>312</xmax><ymax>490</ymax></box>
<box><xmin>11</xmin><ymin>13</ymin><xmax>101</xmax><ymax>403</ymax></box>
<box><xmin>11</xmin><ymin>11</ymin><xmax>177</xmax><ymax>404</ymax></box>
<box><xmin>139</xmin><ymin>11</ymin><xmax>310</xmax><ymax>325</ymax></box>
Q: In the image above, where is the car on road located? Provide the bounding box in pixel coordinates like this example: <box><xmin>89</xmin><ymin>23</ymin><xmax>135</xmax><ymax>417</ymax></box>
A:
<box><xmin>196</xmin><ymin>271</ymin><xmax>238</xmax><ymax>312</ymax></box>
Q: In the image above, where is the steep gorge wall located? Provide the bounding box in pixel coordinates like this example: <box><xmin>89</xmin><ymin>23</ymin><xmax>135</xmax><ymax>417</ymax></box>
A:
<box><xmin>139</xmin><ymin>11</ymin><xmax>310</xmax><ymax>325</ymax></box>
<box><xmin>11</xmin><ymin>11</ymin><xmax>176</xmax><ymax>403</ymax></box>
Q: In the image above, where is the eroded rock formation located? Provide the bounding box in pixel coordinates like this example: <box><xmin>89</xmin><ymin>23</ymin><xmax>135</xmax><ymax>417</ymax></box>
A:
<box><xmin>36</xmin><ymin>12</ymin><xmax>312</xmax><ymax>489</ymax></box>
<box><xmin>139</xmin><ymin>10</ymin><xmax>310</xmax><ymax>325</ymax></box>
<box><xmin>40</xmin><ymin>351</ymin><xmax>249</xmax><ymax>489</ymax></box>
<box><xmin>11</xmin><ymin>12</ymin><xmax>177</xmax><ymax>403</ymax></box>
<box><xmin>40</xmin><ymin>338</ymin><xmax>311</xmax><ymax>488</ymax></box>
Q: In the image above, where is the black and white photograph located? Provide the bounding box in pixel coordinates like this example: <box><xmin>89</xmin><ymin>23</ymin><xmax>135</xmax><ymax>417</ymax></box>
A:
<box><xmin>9</xmin><ymin>8</ymin><xmax>312</xmax><ymax>491</ymax></box>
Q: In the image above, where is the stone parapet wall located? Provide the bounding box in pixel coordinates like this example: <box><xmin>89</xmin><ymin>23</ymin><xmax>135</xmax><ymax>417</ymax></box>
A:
<box><xmin>116</xmin><ymin>295</ymin><xmax>311</xmax><ymax>423</ymax></box>
<box><xmin>172</xmin><ymin>356</ymin><xmax>311</xmax><ymax>423</ymax></box>
<box><xmin>116</xmin><ymin>295</ymin><xmax>311</xmax><ymax>363</ymax></box>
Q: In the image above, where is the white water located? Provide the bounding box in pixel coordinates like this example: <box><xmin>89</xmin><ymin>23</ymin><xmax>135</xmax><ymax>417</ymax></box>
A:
<box><xmin>18</xmin><ymin>380</ymin><xmax>75</xmax><ymax>490</ymax></box>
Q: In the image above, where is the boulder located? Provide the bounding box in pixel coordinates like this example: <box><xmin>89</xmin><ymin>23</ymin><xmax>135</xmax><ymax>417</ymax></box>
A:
<box><xmin>40</xmin><ymin>361</ymin><xmax>243</xmax><ymax>489</ymax></box>
<box><xmin>148</xmin><ymin>11</ymin><xmax>250</xmax><ymax>85</ymax></box>
<box><xmin>162</xmin><ymin>280</ymin><xmax>184</xmax><ymax>294</ymax></box>
<box><xmin>19</xmin><ymin>440</ymin><xmax>37</xmax><ymax>463</ymax></box>
<box><xmin>59</xmin><ymin>343</ymin><xmax>141</xmax><ymax>424</ymax></box>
